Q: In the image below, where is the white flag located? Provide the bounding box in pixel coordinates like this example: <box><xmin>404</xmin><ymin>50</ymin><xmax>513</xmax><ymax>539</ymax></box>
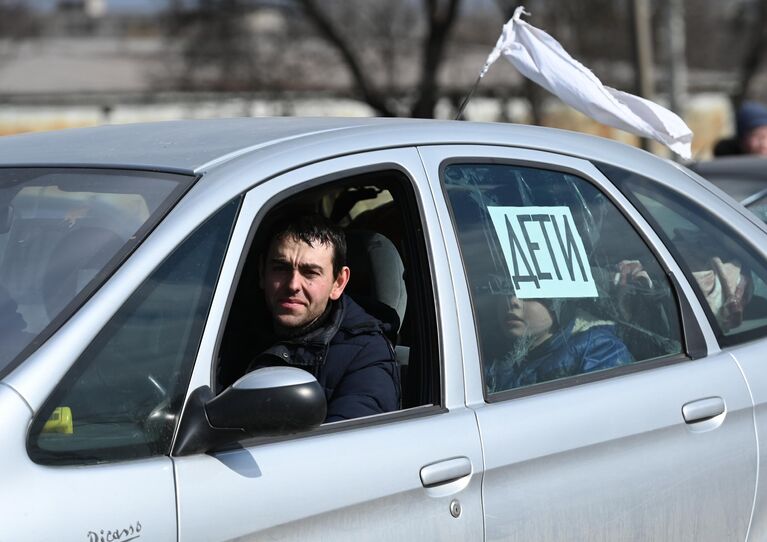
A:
<box><xmin>482</xmin><ymin>7</ymin><xmax>692</xmax><ymax>159</ymax></box>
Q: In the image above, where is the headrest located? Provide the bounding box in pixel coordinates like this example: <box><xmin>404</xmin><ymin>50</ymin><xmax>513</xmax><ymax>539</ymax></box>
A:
<box><xmin>42</xmin><ymin>226</ymin><xmax>123</xmax><ymax>318</ymax></box>
<box><xmin>344</xmin><ymin>230</ymin><xmax>407</xmax><ymax>335</ymax></box>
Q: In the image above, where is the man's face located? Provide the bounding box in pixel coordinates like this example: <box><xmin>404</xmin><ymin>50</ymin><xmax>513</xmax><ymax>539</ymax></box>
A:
<box><xmin>743</xmin><ymin>125</ymin><xmax>767</xmax><ymax>155</ymax></box>
<box><xmin>496</xmin><ymin>295</ymin><xmax>553</xmax><ymax>347</ymax></box>
<box><xmin>261</xmin><ymin>235</ymin><xmax>350</xmax><ymax>331</ymax></box>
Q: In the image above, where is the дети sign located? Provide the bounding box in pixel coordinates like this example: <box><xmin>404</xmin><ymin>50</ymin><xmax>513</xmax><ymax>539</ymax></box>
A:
<box><xmin>488</xmin><ymin>206</ymin><xmax>598</xmax><ymax>299</ymax></box>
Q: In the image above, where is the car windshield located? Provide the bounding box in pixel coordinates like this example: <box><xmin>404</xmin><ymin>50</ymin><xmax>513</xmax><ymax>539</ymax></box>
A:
<box><xmin>0</xmin><ymin>168</ymin><xmax>193</xmax><ymax>376</ymax></box>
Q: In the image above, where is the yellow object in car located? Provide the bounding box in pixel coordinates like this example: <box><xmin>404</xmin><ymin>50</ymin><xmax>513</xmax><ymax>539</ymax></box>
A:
<box><xmin>42</xmin><ymin>407</ymin><xmax>73</xmax><ymax>434</ymax></box>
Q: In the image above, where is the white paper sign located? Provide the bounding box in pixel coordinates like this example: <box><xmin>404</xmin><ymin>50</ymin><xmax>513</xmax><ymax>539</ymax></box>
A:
<box><xmin>488</xmin><ymin>206</ymin><xmax>598</xmax><ymax>299</ymax></box>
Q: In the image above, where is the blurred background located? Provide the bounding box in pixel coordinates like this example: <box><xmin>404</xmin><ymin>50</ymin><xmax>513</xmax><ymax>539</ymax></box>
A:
<box><xmin>0</xmin><ymin>0</ymin><xmax>765</xmax><ymax>159</ymax></box>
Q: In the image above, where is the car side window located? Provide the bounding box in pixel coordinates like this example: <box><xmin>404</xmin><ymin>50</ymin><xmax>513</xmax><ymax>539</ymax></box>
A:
<box><xmin>442</xmin><ymin>163</ymin><xmax>683</xmax><ymax>396</ymax></box>
<box><xmin>601</xmin><ymin>162</ymin><xmax>767</xmax><ymax>346</ymax></box>
<box><xmin>216</xmin><ymin>169</ymin><xmax>439</xmax><ymax>422</ymax></box>
<box><xmin>27</xmin><ymin>200</ymin><xmax>239</xmax><ymax>465</ymax></box>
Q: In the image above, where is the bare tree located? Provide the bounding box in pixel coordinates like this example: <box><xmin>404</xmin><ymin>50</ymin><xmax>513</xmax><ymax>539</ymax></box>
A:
<box><xmin>295</xmin><ymin>0</ymin><xmax>462</xmax><ymax>118</ymax></box>
<box><xmin>162</xmin><ymin>0</ymin><xmax>299</xmax><ymax>93</ymax></box>
<box><xmin>160</xmin><ymin>0</ymin><xmax>464</xmax><ymax>117</ymax></box>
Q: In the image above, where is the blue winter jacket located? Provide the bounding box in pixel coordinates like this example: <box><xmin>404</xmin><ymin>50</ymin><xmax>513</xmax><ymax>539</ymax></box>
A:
<box><xmin>487</xmin><ymin>319</ymin><xmax>633</xmax><ymax>392</ymax></box>
<box><xmin>250</xmin><ymin>294</ymin><xmax>400</xmax><ymax>422</ymax></box>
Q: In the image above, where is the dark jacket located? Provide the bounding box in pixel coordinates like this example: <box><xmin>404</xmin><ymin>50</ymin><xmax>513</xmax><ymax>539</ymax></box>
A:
<box><xmin>487</xmin><ymin>318</ymin><xmax>633</xmax><ymax>392</ymax></box>
<box><xmin>250</xmin><ymin>294</ymin><xmax>400</xmax><ymax>422</ymax></box>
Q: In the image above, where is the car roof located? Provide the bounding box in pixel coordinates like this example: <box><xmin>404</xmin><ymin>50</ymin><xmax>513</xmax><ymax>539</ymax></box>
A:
<box><xmin>0</xmin><ymin>117</ymin><xmax>657</xmax><ymax>176</ymax></box>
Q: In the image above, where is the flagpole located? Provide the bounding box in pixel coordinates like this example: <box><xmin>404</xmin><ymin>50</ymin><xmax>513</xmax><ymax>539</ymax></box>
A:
<box><xmin>455</xmin><ymin>73</ymin><xmax>483</xmax><ymax>120</ymax></box>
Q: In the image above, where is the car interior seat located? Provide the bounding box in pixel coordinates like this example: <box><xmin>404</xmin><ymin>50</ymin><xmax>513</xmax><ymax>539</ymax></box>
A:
<box><xmin>42</xmin><ymin>226</ymin><xmax>124</xmax><ymax>320</ymax></box>
<box><xmin>344</xmin><ymin>229</ymin><xmax>409</xmax><ymax>391</ymax></box>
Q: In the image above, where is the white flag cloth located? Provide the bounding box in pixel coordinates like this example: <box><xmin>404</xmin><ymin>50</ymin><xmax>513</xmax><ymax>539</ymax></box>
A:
<box><xmin>482</xmin><ymin>7</ymin><xmax>692</xmax><ymax>159</ymax></box>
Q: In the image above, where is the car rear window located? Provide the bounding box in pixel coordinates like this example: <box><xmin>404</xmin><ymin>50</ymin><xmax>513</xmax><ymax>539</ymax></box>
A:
<box><xmin>601</xmin><ymin>162</ymin><xmax>767</xmax><ymax>347</ymax></box>
<box><xmin>0</xmin><ymin>168</ymin><xmax>193</xmax><ymax>378</ymax></box>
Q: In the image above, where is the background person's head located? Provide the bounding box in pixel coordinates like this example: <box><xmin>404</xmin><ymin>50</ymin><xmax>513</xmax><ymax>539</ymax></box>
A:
<box><xmin>260</xmin><ymin>214</ymin><xmax>350</xmax><ymax>332</ymax></box>
<box><xmin>737</xmin><ymin>101</ymin><xmax>767</xmax><ymax>156</ymax></box>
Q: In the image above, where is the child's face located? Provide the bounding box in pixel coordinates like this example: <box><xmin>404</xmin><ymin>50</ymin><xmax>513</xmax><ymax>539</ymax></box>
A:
<box><xmin>496</xmin><ymin>295</ymin><xmax>554</xmax><ymax>347</ymax></box>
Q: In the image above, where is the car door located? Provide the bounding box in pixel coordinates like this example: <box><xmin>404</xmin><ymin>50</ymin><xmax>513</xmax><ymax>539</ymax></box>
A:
<box><xmin>601</xmin><ymin>161</ymin><xmax>767</xmax><ymax>540</ymax></box>
<box><xmin>171</xmin><ymin>148</ymin><xmax>484</xmax><ymax>541</ymax></box>
<box><xmin>419</xmin><ymin>145</ymin><xmax>757</xmax><ymax>541</ymax></box>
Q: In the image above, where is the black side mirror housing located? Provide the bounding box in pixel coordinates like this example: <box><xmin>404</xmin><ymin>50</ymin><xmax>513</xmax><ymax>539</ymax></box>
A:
<box><xmin>173</xmin><ymin>367</ymin><xmax>327</xmax><ymax>456</ymax></box>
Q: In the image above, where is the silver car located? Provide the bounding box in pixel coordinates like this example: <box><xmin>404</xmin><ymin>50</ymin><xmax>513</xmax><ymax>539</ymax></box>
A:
<box><xmin>2</xmin><ymin>118</ymin><xmax>767</xmax><ymax>541</ymax></box>
<box><xmin>690</xmin><ymin>155</ymin><xmax>767</xmax><ymax>222</ymax></box>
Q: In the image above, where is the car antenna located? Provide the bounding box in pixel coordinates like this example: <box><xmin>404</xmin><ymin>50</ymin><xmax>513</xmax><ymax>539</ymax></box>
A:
<box><xmin>455</xmin><ymin>74</ymin><xmax>483</xmax><ymax>121</ymax></box>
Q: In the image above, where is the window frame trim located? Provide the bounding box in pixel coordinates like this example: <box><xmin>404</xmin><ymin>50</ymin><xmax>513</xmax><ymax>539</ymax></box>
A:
<box><xmin>422</xmin><ymin>145</ymin><xmax>710</xmax><ymax>404</ymax></box>
<box><xmin>171</xmin><ymin>148</ymin><xmax>451</xmax><ymax>456</ymax></box>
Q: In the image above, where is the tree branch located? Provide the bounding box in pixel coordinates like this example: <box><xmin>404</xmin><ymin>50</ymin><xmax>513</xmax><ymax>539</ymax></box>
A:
<box><xmin>411</xmin><ymin>0</ymin><xmax>462</xmax><ymax>117</ymax></box>
<box><xmin>296</xmin><ymin>0</ymin><xmax>396</xmax><ymax>116</ymax></box>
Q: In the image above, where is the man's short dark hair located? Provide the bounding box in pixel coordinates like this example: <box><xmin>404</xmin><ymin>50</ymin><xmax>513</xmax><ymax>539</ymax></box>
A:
<box><xmin>267</xmin><ymin>214</ymin><xmax>347</xmax><ymax>276</ymax></box>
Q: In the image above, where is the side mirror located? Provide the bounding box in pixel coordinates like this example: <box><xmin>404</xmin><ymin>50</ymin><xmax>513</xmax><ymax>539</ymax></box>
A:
<box><xmin>173</xmin><ymin>367</ymin><xmax>327</xmax><ymax>456</ymax></box>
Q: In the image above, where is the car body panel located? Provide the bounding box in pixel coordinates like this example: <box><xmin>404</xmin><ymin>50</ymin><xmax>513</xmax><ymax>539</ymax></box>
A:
<box><xmin>0</xmin><ymin>117</ymin><xmax>691</xmax><ymax>180</ymax></box>
<box><xmin>0</xmin><ymin>118</ymin><xmax>376</xmax><ymax>173</ymax></box>
<box><xmin>0</xmin><ymin>383</ymin><xmax>177</xmax><ymax>542</ymax></box>
<box><xmin>727</xmin><ymin>342</ymin><xmax>767</xmax><ymax>541</ymax></box>
<box><xmin>174</xmin><ymin>411</ymin><xmax>483</xmax><ymax>542</ymax></box>
<box><xmin>474</xmin><ymin>355</ymin><xmax>755</xmax><ymax>542</ymax></box>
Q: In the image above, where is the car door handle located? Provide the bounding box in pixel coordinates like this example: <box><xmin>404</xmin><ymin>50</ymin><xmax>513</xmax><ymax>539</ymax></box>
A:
<box><xmin>420</xmin><ymin>457</ymin><xmax>472</xmax><ymax>487</ymax></box>
<box><xmin>682</xmin><ymin>397</ymin><xmax>725</xmax><ymax>423</ymax></box>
